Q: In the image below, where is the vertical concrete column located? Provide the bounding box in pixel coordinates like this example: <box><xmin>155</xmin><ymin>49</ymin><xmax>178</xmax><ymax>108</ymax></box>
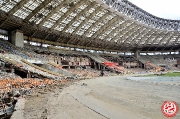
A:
<box><xmin>8</xmin><ymin>31</ymin><xmax>11</xmax><ymax>43</ymax></box>
<box><xmin>135</xmin><ymin>50</ymin><xmax>140</xmax><ymax>59</ymax></box>
<box><xmin>10</xmin><ymin>65</ymin><xmax>14</xmax><ymax>73</ymax></box>
<box><xmin>27</xmin><ymin>71</ymin><xmax>31</xmax><ymax>78</ymax></box>
<box><xmin>11</xmin><ymin>30</ymin><xmax>24</xmax><ymax>47</ymax></box>
<box><xmin>94</xmin><ymin>62</ymin><xmax>96</xmax><ymax>69</ymax></box>
<box><xmin>98</xmin><ymin>63</ymin><xmax>101</xmax><ymax>70</ymax></box>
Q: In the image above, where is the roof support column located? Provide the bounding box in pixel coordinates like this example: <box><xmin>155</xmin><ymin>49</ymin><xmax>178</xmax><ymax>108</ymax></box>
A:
<box><xmin>134</xmin><ymin>49</ymin><xmax>140</xmax><ymax>59</ymax></box>
<box><xmin>11</xmin><ymin>30</ymin><xmax>24</xmax><ymax>48</ymax></box>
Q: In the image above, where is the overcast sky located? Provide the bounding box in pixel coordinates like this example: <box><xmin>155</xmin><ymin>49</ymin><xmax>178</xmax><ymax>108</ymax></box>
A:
<box><xmin>128</xmin><ymin>0</ymin><xmax>180</xmax><ymax>20</ymax></box>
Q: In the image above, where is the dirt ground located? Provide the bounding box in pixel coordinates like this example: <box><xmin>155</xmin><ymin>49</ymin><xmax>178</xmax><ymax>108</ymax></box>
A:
<box><xmin>17</xmin><ymin>76</ymin><xmax>180</xmax><ymax>119</ymax></box>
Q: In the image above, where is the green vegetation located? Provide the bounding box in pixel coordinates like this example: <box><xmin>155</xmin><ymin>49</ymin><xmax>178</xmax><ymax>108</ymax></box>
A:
<box><xmin>164</xmin><ymin>72</ymin><xmax>180</xmax><ymax>77</ymax></box>
<box><xmin>135</xmin><ymin>74</ymin><xmax>156</xmax><ymax>77</ymax></box>
<box><xmin>136</xmin><ymin>72</ymin><xmax>180</xmax><ymax>77</ymax></box>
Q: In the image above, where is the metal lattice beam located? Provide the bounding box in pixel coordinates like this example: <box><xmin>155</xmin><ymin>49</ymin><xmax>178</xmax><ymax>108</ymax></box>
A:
<box><xmin>173</xmin><ymin>33</ymin><xmax>180</xmax><ymax>44</ymax></box>
<box><xmin>103</xmin><ymin>20</ymin><xmax>126</xmax><ymax>42</ymax></box>
<box><xmin>66</xmin><ymin>35</ymin><xmax>76</xmax><ymax>44</ymax></box>
<box><xmin>0</xmin><ymin>18</ymin><xmax>8</xmax><ymax>27</ymax></box>
<box><xmin>162</xmin><ymin>33</ymin><xmax>175</xmax><ymax>50</ymax></box>
<box><xmin>62</xmin><ymin>1</ymin><xmax>96</xmax><ymax>33</ymax></box>
<box><xmin>148</xmin><ymin>31</ymin><xmax>164</xmax><ymax>45</ymax></box>
<box><xmin>158</xmin><ymin>35</ymin><xmax>168</xmax><ymax>45</ymax></box>
<box><xmin>50</xmin><ymin>0</ymin><xmax>85</xmax><ymax>30</ymax></box>
<box><xmin>158</xmin><ymin>32</ymin><xmax>172</xmax><ymax>45</ymax></box>
<box><xmin>38</xmin><ymin>0</ymin><xmax>67</xmax><ymax>27</ymax></box>
<box><xmin>71</xmin><ymin>36</ymin><xmax>84</xmax><ymax>44</ymax></box>
<box><xmin>169</xmin><ymin>33</ymin><xmax>180</xmax><ymax>50</ymax></box>
<box><xmin>83</xmin><ymin>12</ymin><xmax>110</xmax><ymax>36</ymax></box>
<box><xmin>154</xmin><ymin>32</ymin><xmax>169</xmax><ymax>50</ymax></box>
<box><xmin>77</xmin><ymin>36</ymin><xmax>88</xmax><ymax>45</ymax></box>
<box><xmin>72</xmin><ymin>5</ymin><xmax>102</xmax><ymax>34</ymax></box>
<box><xmin>130</xmin><ymin>27</ymin><xmax>148</xmax><ymax>45</ymax></box>
<box><xmin>31</xmin><ymin>29</ymin><xmax>38</xmax><ymax>37</ymax></box>
<box><xmin>65</xmin><ymin>33</ymin><xmax>83</xmax><ymax>44</ymax></box>
<box><xmin>143</xmin><ymin>31</ymin><xmax>157</xmax><ymax>45</ymax></box>
<box><xmin>143</xmin><ymin>35</ymin><xmax>155</xmax><ymax>46</ymax></box>
<box><xmin>118</xmin><ymin>22</ymin><xmax>136</xmax><ymax>40</ymax></box>
<box><xmin>98</xmin><ymin>20</ymin><xmax>127</xmax><ymax>42</ymax></box>
<box><xmin>111</xmin><ymin>22</ymin><xmax>133</xmax><ymax>43</ymax></box>
<box><xmin>151</xmin><ymin>33</ymin><xmax>163</xmax><ymax>45</ymax></box>
<box><xmin>24</xmin><ymin>0</ymin><xmax>52</xmax><ymax>21</ymax></box>
<box><xmin>91</xmin><ymin>17</ymin><xmax>117</xmax><ymax>39</ymax></box>
<box><xmin>8</xmin><ymin>0</ymin><xmax>30</xmax><ymax>15</ymax></box>
<box><xmin>102</xmin><ymin>0</ymin><xmax>180</xmax><ymax>31</ymax></box>
<box><xmin>123</xmin><ymin>26</ymin><xmax>143</xmax><ymax>44</ymax></box>
<box><xmin>84</xmin><ymin>38</ymin><xmax>96</xmax><ymax>47</ymax></box>
<box><xmin>165</xmin><ymin>32</ymin><xmax>176</xmax><ymax>45</ymax></box>
<box><xmin>1</xmin><ymin>0</ymin><xmax>180</xmax><ymax>51</ymax></box>
<box><xmin>117</xmin><ymin>24</ymin><xmax>138</xmax><ymax>44</ymax></box>
<box><xmin>136</xmin><ymin>29</ymin><xmax>154</xmax><ymax>45</ymax></box>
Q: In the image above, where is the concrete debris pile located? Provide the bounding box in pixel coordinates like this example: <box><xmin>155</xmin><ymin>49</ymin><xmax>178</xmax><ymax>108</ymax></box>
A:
<box><xmin>0</xmin><ymin>75</ymin><xmax>69</xmax><ymax>119</ymax></box>
<box><xmin>66</xmin><ymin>69</ymin><xmax>99</xmax><ymax>78</ymax></box>
<box><xmin>0</xmin><ymin>78</ymin><xmax>56</xmax><ymax>94</ymax></box>
<box><xmin>0</xmin><ymin>91</ymin><xmax>17</xmax><ymax>119</ymax></box>
<box><xmin>66</xmin><ymin>68</ymin><xmax>117</xmax><ymax>78</ymax></box>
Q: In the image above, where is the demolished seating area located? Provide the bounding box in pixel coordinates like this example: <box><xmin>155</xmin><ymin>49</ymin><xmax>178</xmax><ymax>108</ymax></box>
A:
<box><xmin>0</xmin><ymin>39</ymin><xmax>118</xmax><ymax>94</ymax></box>
<box><xmin>0</xmin><ymin>38</ymin><xmax>180</xmax><ymax>118</ymax></box>
<box><xmin>0</xmin><ymin>71</ymin><xmax>68</xmax><ymax>118</ymax></box>
<box><xmin>139</xmin><ymin>55</ymin><xmax>180</xmax><ymax>71</ymax></box>
<box><xmin>0</xmin><ymin>39</ymin><xmax>64</xmax><ymax>79</ymax></box>
<box><xmin>26</xmin><ymin>44</ymin><xmax>122</xmax><ymax>77</ymax></box>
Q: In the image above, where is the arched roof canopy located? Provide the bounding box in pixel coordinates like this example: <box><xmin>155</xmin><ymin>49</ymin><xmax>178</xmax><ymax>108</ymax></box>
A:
<box><xmin>0</xmin><ymin>0</ymin><xmax>180</xmax><ymax>52</ymax></box>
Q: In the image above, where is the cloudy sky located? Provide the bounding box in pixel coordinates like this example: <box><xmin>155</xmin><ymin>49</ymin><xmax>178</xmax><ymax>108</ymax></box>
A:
<box><xmin>128</xmin><ymin>0</ymin><xmax>180</xmax><ymax>20</ymax></box>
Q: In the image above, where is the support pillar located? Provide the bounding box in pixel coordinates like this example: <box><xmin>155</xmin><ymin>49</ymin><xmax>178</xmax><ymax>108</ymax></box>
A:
<box><xmin>11</xmin><ymin>30</ymin><xmax>24</xmax><ymax>47</ymax></box>
<box><xmin>94</xmin><ymin>62</ymin><xmax>97</xmax><ymax>70</ymax></box>
<box><xmin>135</xmin><ymin>50</ymin><xmax>140</xmax><ymax>59</ymax></box>
<box><xmin>27</xmin><ymin>71</ymin><xmax>31</xmax><ymax>78</ymax></box>
<box><xmin>98</xmin><ymin>63</ymin><xmax>101</xmax><ymax>70</ymax></box>
<box><xmin>10</xmin><ymin>65</ymin><xmax>14</xmax><ymax>73</ymax></box>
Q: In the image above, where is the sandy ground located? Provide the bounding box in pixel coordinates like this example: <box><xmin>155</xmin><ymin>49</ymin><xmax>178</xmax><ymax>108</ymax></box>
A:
<box><xmin>12</xmin><ymin>76</ymin><xmax>180</xmax><ymax>119</ymax></box>
<box><xmin>127</xmin><ymin>76</ymin><xmax>180</xmax><ymax>85</ymax></box>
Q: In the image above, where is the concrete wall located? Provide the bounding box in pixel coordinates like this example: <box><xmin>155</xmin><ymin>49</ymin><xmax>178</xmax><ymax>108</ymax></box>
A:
<box><xmin>135</xmin><ymin>50</ymin><xmax>140</xmax><ymax>58</ymax></box>
<box><xmin>11</xmin><ymin>30</ymin><xmax>24</xmax><ymax>47</ymax></box>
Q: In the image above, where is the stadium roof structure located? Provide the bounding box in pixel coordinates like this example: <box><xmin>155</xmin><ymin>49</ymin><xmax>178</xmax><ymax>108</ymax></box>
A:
<box><xmin>0</xmin><ymin>0</ymin><xmax>180</xmax><ymax>52</ymax></box>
